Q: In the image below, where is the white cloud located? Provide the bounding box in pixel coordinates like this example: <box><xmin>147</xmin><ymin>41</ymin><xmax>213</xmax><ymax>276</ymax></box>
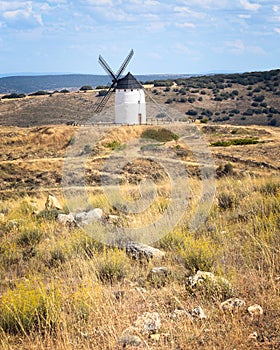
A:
<box><xmin>84</xmin><ymin>0</ymin><xmax>113</xmax><ymax>5</ymax></box>
<box><xmin>177</xmin><ymin>0</ymin><xmax>230</xmax><ymax>9</ymax></box>
<box><xmin>144</xmin><ymin>0</ymin><xmax>160</xmax><ymax>5</ymax></box>
<box><xmin>238</xmin><ymin>14</ymin><xmax>251</xmax><ymax>19</ymax></box>
<box><xmin>273</xmin><ymin>5</ymin><xmax>279</xmax><ymax>13</ymax></box>
<box><xmin>240</xmin><ymin>0</ymin><xmax>260</xmax><ymax>11</ymax></box>
<box><xmin>176</xmin><ymin>22</ymin><xmax>196</xmax><ymax>28</ymax></box>
<box><xmin>226</xmin><ymin>39</ymin><xmax>265</xmax><ymax>55</ymax></box>
<box><xmin>174</xmin><ymin>6</ymin><xmax>205</xmax><ymax>19</ymax></box>
<box><xmin>274</xmin><ymin>27</ymin><xmax>280</xmax><ymax>34</ymax></box>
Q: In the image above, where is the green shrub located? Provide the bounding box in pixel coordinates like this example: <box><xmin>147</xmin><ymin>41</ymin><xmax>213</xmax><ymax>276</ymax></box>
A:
<box><xmin>97</xmin><ymin>249</ymin><xmax>129</xmax><ymax>283</ymax></box>
<box><xmin>105</xmin><ymin>140</ymin><xmax>125</xmax><ymax>150</ymax></box>
<box><xmin>217</xmin><ymin>192</ymin><xmax>237</xmax><ymax>210</ymax></box>
<box><xmin>80</xmin><ymin>85</ymin><xmax>93</xmax><ymax>91</ymax></box>
<box><xmin>141</xmin><ymin>128</ymin><xmax>179</xmax><ymax>142</ymax></box>
<box><xmin>17</xmin><ymin>229</ymin><xmax>43</xmax><ymax>247</ymax></box>
<box><xmin>211</xmin><ymin>138</ymin><xmax>259</xmax><ymax>147</ymax></box>
<box><xmin>0</xmin><ymin>282</ymin><xmax>61</xmax><ymax>334</ymax></box>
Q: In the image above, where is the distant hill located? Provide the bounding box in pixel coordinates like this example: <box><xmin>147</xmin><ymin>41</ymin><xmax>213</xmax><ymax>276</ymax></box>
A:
<box><xmin>0</xmin><ymin>74</ymin><xmax>191</xmax><ymax>94</ymax></box>
<box><xmin>0</xmin><ymin>69</ymin><xmax>279</xmax><ymax>128</ymax></box>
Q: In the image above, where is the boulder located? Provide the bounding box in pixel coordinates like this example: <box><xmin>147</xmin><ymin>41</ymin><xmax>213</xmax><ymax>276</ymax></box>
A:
<box><xmin>187</xmin><ymin>271</ymin><xmax>230</xmax><ymax>288</ymax></box>
<box><xmin>188</xmin><ymin>306</ymin><xmax>207</xmax><ymax>320</ymax></box>
<box><xmin>134</xmin><ymin>312</ymin><xmax>161</xmax><ymax>333</ymax></box>
<box><xmin>57</xmin><ymin>213</ymin><xmax>76</xmax><ymax>225</ymax></box>
<box><xmin>126</xmin><ymin>242</ymin><xmax>165</xmax><ymax>260</ymax></box>
<box><xmin>118</xmin><ymin>334</ymin><xmax>143</xmax><ymax>348</ymax></box>
<box><xmin>247</xmin><ymin>304</ymin><xmax>263</xmax><ymax>317</ymax></box>
<box><xmin>148</xmin><ymin>267</ymin><xmax>169</xmax><ymax>277</ymax></box>
<box><xmin>170</xmin><ymin>308</ymin><xmax>188</xmax><ymax>320</ymax></box>
<box><xmin>75</xmin><ymin>208</ymin><xmax>103</xmax><ymax>225</ymax></box>
<box><xmin>45</xmin><ymin>194</ymin><xmax>62</xmax><ymax>211</ymax></box>
<box><xmin>221</xmin><ymin>298</ymin><xmax>246</xmax><ymax>311</ymax></box>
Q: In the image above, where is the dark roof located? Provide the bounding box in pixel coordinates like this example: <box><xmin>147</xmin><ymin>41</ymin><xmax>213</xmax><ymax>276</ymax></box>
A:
<box><xmin>116</xmin><ymin>72</ymin><xmax>143</xmax><ymax>89</ymax></box>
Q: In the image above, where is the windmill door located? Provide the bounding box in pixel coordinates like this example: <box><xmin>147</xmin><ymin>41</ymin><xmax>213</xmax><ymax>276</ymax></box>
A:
<box><xmin>138</xmin><ymin>113</ymin><xmax>142</xmax><ymax>125</ymax></box>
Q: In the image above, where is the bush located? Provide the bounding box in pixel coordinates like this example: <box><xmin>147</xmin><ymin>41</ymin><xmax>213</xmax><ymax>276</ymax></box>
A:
<box><xmin>217</xmin><ymin>192</ymin><xmax>237</xmax><ymax>210</ymax></box>
<box><xmin>165</xmin><ymin>98</ymin><xmax>173</xmax><ymax>104</ymax></box>
<box><xmin>186</xmin><ymin>110</ymin><xmax>197</xmax><ymax>116</ymax></box>
<box><xmin>97</xmin><ymin>250</ymin><xmax>129</xmax><ymax>284</ymax></box>
<box><xmin>17</xmin><ymin>229</ymin><xmax>43</xmax><ymax>247</ymax></box>
<box><xmin>105</xmin><ymin>140</ymin><xmax>124</xmax><ymax>150</ymax></box>
<box><xmin>141</xmin><ymin>128</ymin><xmax>179</xmax><ymax>142</ymax></box>
<box><xmin>98</xmin><ymin>90</ymin><xmax>108</xmax><ymax>97</ymax></box>
<box><xmin>0</xmin><ymin>282</ymin><xmax>61</xmax><ymax>334</ymax></box>
<box><xmin>80</xmin><ymin>85</ymin><xmax>93</xmax><ymax>91</ymax></box>
<box><xmin>211</xmin><ymin>138</ymin><xmax>259</xmax><ymax>147</ymax></box>
<box><xmin>28</xmin><ymin>91</ymin><xmax>49</xmax><ymax>96</ymax></box>
<box><xmin>2</xmin><ymin>93</ymin><xmax>26</xmax><ymax>99</ymax></box>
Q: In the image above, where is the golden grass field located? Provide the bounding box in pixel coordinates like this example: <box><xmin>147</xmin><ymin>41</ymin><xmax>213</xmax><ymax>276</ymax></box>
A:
<box><xmin>0</xmin><ymin>122</ymin><xmax>280</xmax><ymax>349</ymax></box>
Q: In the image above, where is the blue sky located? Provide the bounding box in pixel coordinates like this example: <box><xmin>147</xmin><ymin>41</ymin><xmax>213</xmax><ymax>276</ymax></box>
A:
<box><xmin>0</xmin><ymin>0</ymin><xmax>279</xmax><ymax>74</ymax></box>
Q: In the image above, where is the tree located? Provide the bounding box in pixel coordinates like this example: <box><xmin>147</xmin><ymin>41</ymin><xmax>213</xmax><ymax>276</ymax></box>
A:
<box><xmin>80</xmin><ymin>85</ymin><xmax>93</xmax><ymax>91</ymax></box>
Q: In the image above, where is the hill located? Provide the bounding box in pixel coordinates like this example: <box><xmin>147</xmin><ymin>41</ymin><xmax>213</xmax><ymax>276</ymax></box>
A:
<box><xmin>0</xmin><ymin>74</ymin><xmax>190</xmax><ymax>94</ymax></box>
<box><xmin>0</xmin><ymin>69</ymin><xmax>279</xmax><ymax>128</ymax></box>
<box><xmin>0</xmin><ymin>123</ymin><xmax>279</xmax><ymax>349</ymax></box>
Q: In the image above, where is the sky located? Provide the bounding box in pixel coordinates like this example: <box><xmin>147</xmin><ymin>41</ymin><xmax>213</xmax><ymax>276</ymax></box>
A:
<box><xmin>0</xmin><ymin>0</ymin><xmax>279</xmax><ymax>75</ymax></box>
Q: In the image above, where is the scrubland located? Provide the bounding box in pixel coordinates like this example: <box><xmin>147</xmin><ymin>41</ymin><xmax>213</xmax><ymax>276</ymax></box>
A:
<box><xmin>0</xmin><ymin>122</ymin><xmax>280</xmax><ymax>349</ymax></box>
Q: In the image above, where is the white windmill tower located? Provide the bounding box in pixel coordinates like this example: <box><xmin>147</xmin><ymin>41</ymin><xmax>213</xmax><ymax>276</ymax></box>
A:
<box><xmin>94</xmin><ymin>50</ymin><xmax>146</xmax><ymax>124</ymax></box>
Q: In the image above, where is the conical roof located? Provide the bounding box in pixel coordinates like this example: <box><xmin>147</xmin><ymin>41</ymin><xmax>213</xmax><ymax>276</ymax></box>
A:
<box><xmin>116</xmin><ymin>72</ymin><xmax>143</xmax><ymax>89</ymax></box>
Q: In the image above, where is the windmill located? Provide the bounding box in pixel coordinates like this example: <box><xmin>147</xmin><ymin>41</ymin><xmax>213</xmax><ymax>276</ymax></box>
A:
<box><xmin>94</xmin><ymin>49</ymin><xmax>146</xmax><ymax>125</ymax></box>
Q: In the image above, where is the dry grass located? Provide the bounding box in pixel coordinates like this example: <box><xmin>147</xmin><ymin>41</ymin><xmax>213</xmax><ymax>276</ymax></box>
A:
<box><xmin>0</xmin><ymin>174</ymin><xmax>280</xmax><ymax>349</ymax></box>
<box><xmin>0</xmin><ymin>123</ymin><xmax>280</xmax><ymax>349</ymax></box>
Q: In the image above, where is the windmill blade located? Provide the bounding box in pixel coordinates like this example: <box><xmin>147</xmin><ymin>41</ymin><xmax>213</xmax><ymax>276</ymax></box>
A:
<box><xmin>98</xmin><ymin>55</ymin><xmax>117</xmax><ymax>81</ymax></box>
<box><xmin>93</xmin><ymin>83</ymin><xmax>116</xmax><ymax>114</ymax></box>
<box><xmin>116</xmin><ymin>49</ymin><xmax>134</xmax><ymax>79</ymax></box>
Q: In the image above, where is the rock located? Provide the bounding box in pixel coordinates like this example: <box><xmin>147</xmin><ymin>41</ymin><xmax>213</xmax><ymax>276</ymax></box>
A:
<box><xmin>118</xmin><ymin>334</ymin><xmax>143</xmax><ymax>348</ymax></box>
<box><xmin>126</xmin><ymin>242</ymin><xmax>165</xmax><ymax>261</ymax></box>
<box><xmin>0</xmin><ymin>213</ymin><xmax>5</xmax><ymax>221</ymax></box>
<box><xmin>187</xmin><ymin>271</ymin><xmax>230</xmax><ymax>288</ymax></box>
<box><xmin>134</xmin><ymin>312</ymin><xmax>161</xmax><ymax>333</ymax></box>
<box><xmin>150</xmin><ymin>333</ymin><xmax>161</xmax><ymax>341</ymax></box>
<box><xmin>45</xmin><ymin>194</ymin><xmax>62</xmax><ymax>211</ymax></box>
<box><xmin>221</xmin><ymin>298</ymin><xmax>246</xmax><ymax>311</ymax></box>
<box><xmin>170</xmin><ymin>308</ymin><xmax>188</xmax><ymax>320</ymax></box>
<box><xmin>75</xmin><ymin>208</ymin><xmax>103</xmax><ymax>225</ymax></box>
<box><xmin>188</xmin><ymin>306</ymin><xmax>207</xmax><ymax>320</ymax></box>
<box><xmin>57</xmin><ymin>213</ymin><xmax>76</xmax><ymax>225</ymax></box>
<box><xmin>248</xmin><ymin>331</ymin><xmax>258</xmax><ymax>340</ymax></box>
<box><xmin>148</xmin><ymin>267</ymin><xmax>169</xmax><ymax>277</ymax></box>
<box><xmin>247</xmin><ymin>304</ymin><xmax>263</xmax><ymax>317</ymax></box>
<box><xmin>108</xmin><ymin>214</ymin><xmax>121</xmax><ymax>223</ymax></box>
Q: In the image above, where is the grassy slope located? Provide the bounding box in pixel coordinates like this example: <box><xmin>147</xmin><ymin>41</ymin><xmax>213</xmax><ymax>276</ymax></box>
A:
<box><xmin>0</xmin><ymin>123</ymin><xmax>279</xmax><ymax>349</ymax></box>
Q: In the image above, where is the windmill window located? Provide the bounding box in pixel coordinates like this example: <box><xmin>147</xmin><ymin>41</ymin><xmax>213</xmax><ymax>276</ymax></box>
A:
<box><xmin>124</xmin><ymin>89</ymin><xmax>126</xmax><ymax>92</ymax></box>
<box><xmin>131</xmin><ymin>89</ymin><xmax>134</xmax><ymax>91</ymax></box>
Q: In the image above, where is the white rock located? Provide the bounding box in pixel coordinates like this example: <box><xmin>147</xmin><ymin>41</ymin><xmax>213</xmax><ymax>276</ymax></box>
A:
<box><xmin>188</xmin><ymin>306</ymin><xmax>207</xmax><ymax>320</ymax></box>
<box><xmin>75</xmin><ymin>208</ymin><xmax>103</xmax><ymax>225</ymax></box>
<box><xmin>45</xmin><ymin>194</ymin><xmax>62</xmax><ymax>210</ymax></box>
<box><xmin>118</xmin><ymin>334</ymin><xmax>143</xmax><ymax>347</ymax></box>
<box><xmin>248</xmin><ymin>331</ymin><xmax>258</xmax><ymax>340</ymax></box>
<box><xmin>126</xmin><ymin>241</ymin><xmax>165</xmax><ymax>260</ymax></box>
<box><xmin>0</xmin><ymin>213</ymin><xmax>5</xmax><ymax>221</ymax></box>
<box><xmin>188</xmin><ymin>271</ymin><xmax>230</xmax><ymax>288</ymax></box>
<box><xmin>248</xmin><ymin>304</ymin><xmax>263</xmax><ymax>317</ymax></box>
<box><xmin>170</xmin><ymin>308</ymin><xmax>188</xmax><ymax>320</ymax></box>
<box><xmin>57</xmin><ymin>213</ymin><xmax>75</xmax><ymax>225</ymax></box>
<box><xmin>134</xmin><ymin>312</ymin><xmax>161</xmax><ymax>333</ymax></box>
<box><xmin>221</xmin><ymin>298</ymin><xmax>246</xmax><ymax>311</ymax></box>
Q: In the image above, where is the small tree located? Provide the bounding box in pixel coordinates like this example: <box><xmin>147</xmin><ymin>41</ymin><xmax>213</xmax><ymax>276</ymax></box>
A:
<box><xmin>80</xmin><ymin>85</ymin><xmax>93</xmax><ymax>91</ymax></box>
